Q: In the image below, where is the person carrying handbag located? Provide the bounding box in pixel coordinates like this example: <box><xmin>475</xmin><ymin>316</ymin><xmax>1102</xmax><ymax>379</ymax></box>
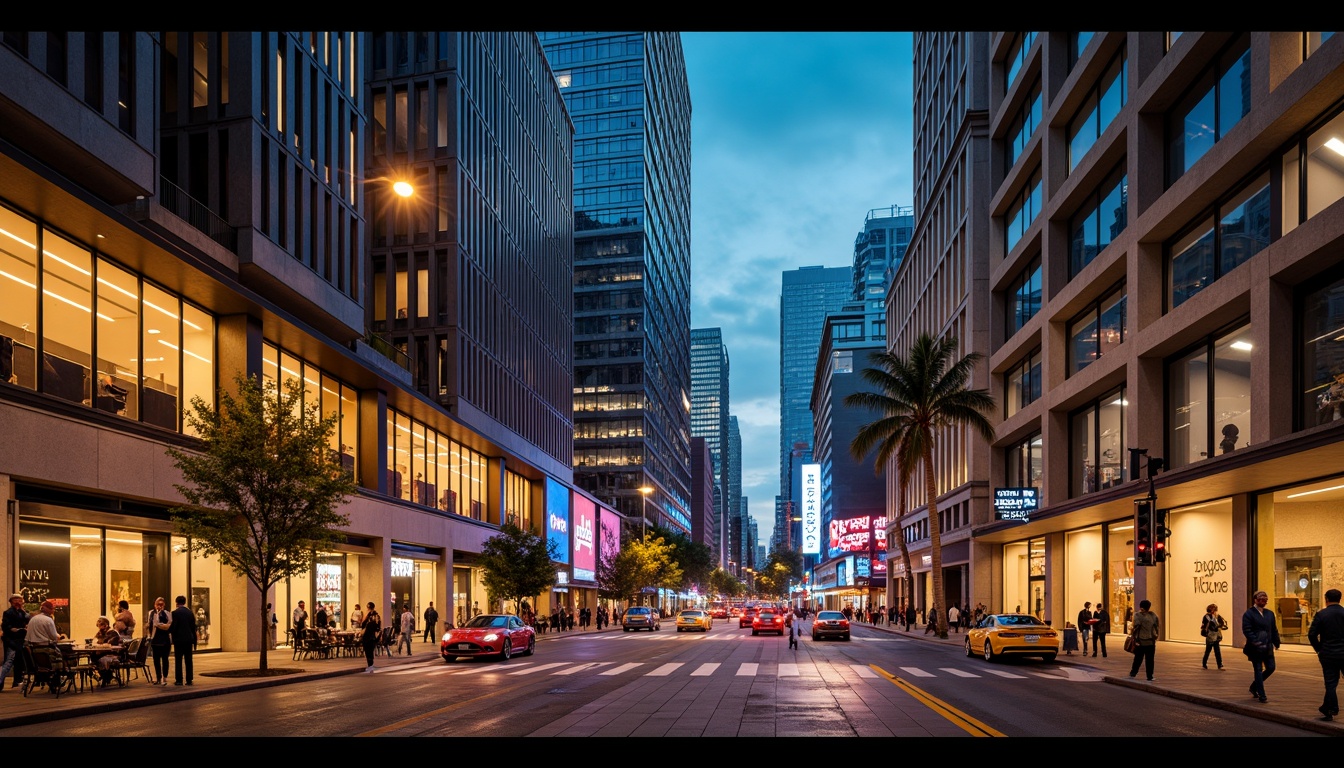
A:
<box><xmin>1201</xmin><ymin>603</ymin><xmax>1228</xmax><ymax>670</ymax></box>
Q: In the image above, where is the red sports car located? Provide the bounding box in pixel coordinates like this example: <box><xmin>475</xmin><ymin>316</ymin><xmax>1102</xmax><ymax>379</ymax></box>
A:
<box><xmin>441</xmin><ymin>614</ymin><xmax>535</xmax><ymax>662</ymax></box>
<box><xmin>752</xmin><ymin>610</ymin><xmax>786</xmax><ymax>636</ymax></box>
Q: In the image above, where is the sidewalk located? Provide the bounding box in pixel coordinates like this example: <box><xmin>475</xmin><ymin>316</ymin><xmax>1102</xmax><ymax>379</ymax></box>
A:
<box><xmin>864</xmin><ymin>618</ymin><xmax>1342</xmax><ymax>735</ymax></box>
<box><xmin>0</xmin><ymin>622</ymin><xmax>1339</xmax><ymax>734</ymax></box>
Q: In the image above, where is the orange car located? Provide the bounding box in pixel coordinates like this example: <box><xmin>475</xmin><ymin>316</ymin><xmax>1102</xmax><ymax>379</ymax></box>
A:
<box><xmin>751</xmin><ymin>609</ymin><xmax>786</xmax><ymax>636</ymax></box>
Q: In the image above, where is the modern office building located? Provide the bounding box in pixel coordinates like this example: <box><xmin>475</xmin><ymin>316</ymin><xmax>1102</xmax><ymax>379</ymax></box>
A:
<box><xmin>0</xmin><ymin>31</ymin><xmax>589</xmax><ymax>650</ymax></box>
<box><xmin>539</xmin><ymin>32</ymin><xmax>694</xmax><ymax>538</ymax></box>
<box><xmin>727</xmin><ymin>414</ymin><xmax>744</xmax><ymax>571</ymax></box>
<box><xmin>809</xmin><ymin>304</ymin><xmax>889</xmax><ymax>613</ymax></box>
<box><xmin>897</xmin><ymin>31</ymin><xmax>1344</xmax><ymax>650</ymax></box>
<box><xmin>854</xmin><ymin>204</ymin><xmax>914</xmax><ymax>316</ymax></box>
<box><xmin>690</xmin><ymin>327</ymin><xmax>728</xmax><ymax>563</ymax></box>
<box><xmin>778</xmin><ymin>265</ymin><xmax>851</xmax><ymax>544</ymax></box>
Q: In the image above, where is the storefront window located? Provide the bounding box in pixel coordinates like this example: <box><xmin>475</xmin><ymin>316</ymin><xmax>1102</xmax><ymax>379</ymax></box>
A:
<box><xmin>1001</xmin><ymin>538</ymin><xmax>1045</xmax><ymax>618</ymax></box>
<box><xmin>1065</xmin><ymin>526</ymin><xmax>1102</xmax><ymax>631</ymax></box>
<box><xmin>1255</xmin><ymin>479</ymin><xmax>1341</xmax><ymax>647</ymax></box>
<box><xmin>1164</xmin><ymin>499</ymin><xmax>1233</xmax><ymax>643</ymax></box>
<box><xmin>1106</xmin><ymin>523</ymin><xmax>1136</xmax><ymax>634</ymax></box>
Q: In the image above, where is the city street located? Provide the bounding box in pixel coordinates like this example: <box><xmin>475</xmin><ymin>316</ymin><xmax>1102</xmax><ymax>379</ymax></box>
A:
<box><xmin>0</xmin><ymin>620</ymin><xmax>1325</xmax><ymax>738</ymax></box>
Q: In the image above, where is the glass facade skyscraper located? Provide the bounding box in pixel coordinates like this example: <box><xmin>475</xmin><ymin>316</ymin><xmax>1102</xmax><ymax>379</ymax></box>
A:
<box><xmin>779</xmin><ymin>265</ymin><xmax>851</xmax><ymax>540</ymax></box>
<box><xmin>540</xmin><ymin>32</ymin><xmax>693</xmax><ymax>532</ymax></box>
<box><xmin>690</xmin><ymin>327</ymin><xmax>728</xmax><ymax>563</ymax></box>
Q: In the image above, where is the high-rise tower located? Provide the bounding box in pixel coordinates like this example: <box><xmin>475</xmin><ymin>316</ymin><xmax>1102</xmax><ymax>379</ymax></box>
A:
<box><xmin>690</xmin><ymin>327</ymin><xmax>729</xmax><ymax>563</ymax></box>
<box><xmin>540</xmin><ymin>32</ymin><xmax>693</xmax><ymax>534</ymax></box>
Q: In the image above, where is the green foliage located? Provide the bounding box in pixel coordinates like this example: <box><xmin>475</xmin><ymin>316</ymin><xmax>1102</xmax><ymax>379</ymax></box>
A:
<box><xmin>649</xmin><ymin>523</ymin><xmax>713</xmax><ymax>591</ymax></box>
<box><xmin>707</xmin><ymin>567</ymin><xmax>742</xmax><ymax>599</ymax></box>
<box><xmin>600</xmin><ymin>536</ymin><xmax>683</xmax><ymax>604</ymax></box>
<box><xmin>478</xmin><ymin>523</ymin><xmax>560</xmax><ymax>613</ymax></box>
<box><xmin>167</xmin><ymin>372</ymin><xmax>356</xmax><ymax>669</ymax></box>
<box><xmin>843</xmin><ymin>332</ymin><xmax>996</xmax><ymax>639</ymax></box>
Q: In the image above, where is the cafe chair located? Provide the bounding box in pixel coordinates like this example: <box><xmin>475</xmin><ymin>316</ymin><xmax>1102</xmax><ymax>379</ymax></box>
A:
<box><xmin>22</xmin><ymin>645</ymin><xmax>77</xmax><ymax>698</ymax></box>
<box><xmin>113</xmin><ymin>638</ymin><xmax>149</xmax><ymax>685</ymax></box>
<box><xmin>376</xmin><ymin>626</ymin><xmax>395</xmax><ymax>656</ymax></box>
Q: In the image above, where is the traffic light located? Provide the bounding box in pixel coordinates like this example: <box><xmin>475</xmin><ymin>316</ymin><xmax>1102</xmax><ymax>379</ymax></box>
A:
<box><xmin>1153</xmin><ymin>507</ymin><xmax>1169</xmax><ymax>563</ymax></box>
<box><xmin>1134</xmin><ymin>498</ymin><xmax>1155</xmax><ymax>567</ymax></box>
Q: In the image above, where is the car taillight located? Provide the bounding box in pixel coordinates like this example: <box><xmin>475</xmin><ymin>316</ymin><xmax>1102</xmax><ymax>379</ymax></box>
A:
<box><xmin>838</xmin><ymin>620</ymin><xmax>849</xmax><ymax>628</ymax></box>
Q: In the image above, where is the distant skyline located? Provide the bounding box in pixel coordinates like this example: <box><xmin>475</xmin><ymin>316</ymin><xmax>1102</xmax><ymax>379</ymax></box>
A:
<box><xmin>683</xmin><ymin>32</ymin><xmax>914</xmax><ymax>545</ymax></box>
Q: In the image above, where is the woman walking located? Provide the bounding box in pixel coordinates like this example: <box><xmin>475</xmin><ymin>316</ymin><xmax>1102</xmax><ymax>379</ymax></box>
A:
<box><xmin>360</xmin><ymin>601</ymin><xmax>382</xmax><ymax>673</ymax></box>
<box><xmin>1242</xmin><ymin>590</ymin><xmax>1281</xmax><ymax>702</ymax></box>
<box><xmin>1201</xmin><ymin>603</ymin><xmax>1228</xmax><ymax>670</ymax></box>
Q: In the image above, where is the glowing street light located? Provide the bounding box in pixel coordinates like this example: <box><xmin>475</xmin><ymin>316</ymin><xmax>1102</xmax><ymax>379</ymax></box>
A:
<box><xmin>638</xmin><ymin>485</ymin><xmax>654</xmax><ymax>540</ymax></box>
<box><xmin>392</xmin><ymin>180</ymin><xmax>414</xmax><ymax>198</ymax></box>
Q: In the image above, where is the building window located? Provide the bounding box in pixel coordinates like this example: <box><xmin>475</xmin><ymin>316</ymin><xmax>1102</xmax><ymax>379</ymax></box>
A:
<box><xmin>1005</xmin><ymin>167</ymin><xmax>1042</xmax><ymax>254</ymax></box>
<box><xmin>1069</xmin><ymin>164</ymin><xmax>1127</xmax><ymax>278</ymax></box>
<box><xmin>1305</xmin><ymin>32</ymin><xmax>1334</xmax><ymax>59</ymax></box>
<box><xmin>1167</xmin><ymin>34</ymin><xmax>1250</xmax><ymax>185</ymax></box>
<box><xmin>1005</xmin><ymin>432</ymin><xmax>1043</xmax><ymax>490</ymax></box>
<box><xmin>1006</xmin><ymin>255</ymin><xmax>1041</xmax><ymax>337</ymax></box>
<box><xmin>1067</xmin><ymin>47</ymin><xmax>1126</xmax><ymax>172</ymax></box>
<box><xmin>1068</xmin><ymin>283</ymin><xmax>1126</xmax><ymax>377</ymax></box>
<box><xmin>1005</xmin><ymin>348</ymin><xmax>1042</xmax><ymax>419</ymax></box>
<box><xmin>1069</xmin><ymin>32</ymin><xmax>1094</xmax><ymax>70</ymax></box>
<box><xmin>387</xmin><ymin>407</ymin><xmax>489</xmax><ymax>517</ymax></box>
<box><xmin>1168</xmin><ymin>171</ymin><xmax>1271</xmax><ymax>309</ymax></box>
<box><xmin>1071</xmin><ymin>387</ymin><xmax>1127</xmax><ymax>496</ymax></box>
<box><xmin>1167</xmin><ymin>322</ymin><xmax>1252</xmax><ymax>470</ymax></box>
<box><xmin>1004</xmin><ymin>31</ymin><xmax>1037</xmax><ymax>93</ymax></box>
<box><xmin>1283</xmin><ymin>106</ymin><xmax>1344</xmax><ymax>236</ymax></box>
<box><xmin>1301</xmin><ymin>267</ymin><xmax>1344</xmax><ymax>428</ymax></box>
<box><xmin>1005</xmin><ymin>78</ymin><xmax>1041</xmax><ymax>172</ymax></box>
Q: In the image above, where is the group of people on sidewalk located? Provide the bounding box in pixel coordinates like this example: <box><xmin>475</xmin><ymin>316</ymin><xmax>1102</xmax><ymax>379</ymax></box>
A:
<box><xmin>0</xmin><ymin>593</ymin><xmax>199</xmax><ymax>690</ymax></box>
<box><xmin>1114</xmin><ymin>588</ymin><xmax>1344</xmax><ymax>722</ymax></box>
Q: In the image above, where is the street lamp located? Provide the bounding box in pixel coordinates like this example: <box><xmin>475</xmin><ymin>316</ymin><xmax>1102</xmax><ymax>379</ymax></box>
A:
<box><xmin>638</xmin><ymin>485</ymin><xmax>653</xmax><ymax>540</ymax></box>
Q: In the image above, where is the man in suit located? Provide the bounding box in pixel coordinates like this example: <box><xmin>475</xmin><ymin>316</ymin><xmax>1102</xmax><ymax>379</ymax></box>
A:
<box><xmin>170</xmin><ymin>595</ymin><xmax>197</xmax><ymax>686</ymax></box>
<box><xmin>1307</xmin><ymin>587</ymin><xmax>1344</xmax><ymax>721</ymax></box>
<box><xmin>1091</xmin><ymin>602</ymin><xmax>1110</xmax><ymax>657</ymax></box>
<box><xmin>1077</xmin><ymin>601</ymin><xmax>1093</xmax><ymax>650</ymax></box>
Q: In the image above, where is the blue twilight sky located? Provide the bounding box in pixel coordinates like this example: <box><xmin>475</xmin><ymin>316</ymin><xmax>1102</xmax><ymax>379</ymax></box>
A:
<box><xmin>682</xmin><ymin>32</ymin><xmax>914</xmax><ymax>547</ymax></box>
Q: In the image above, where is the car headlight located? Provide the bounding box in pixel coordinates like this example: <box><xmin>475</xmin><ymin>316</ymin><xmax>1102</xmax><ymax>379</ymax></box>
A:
<box><xmin>441</xmin><ymin>633</ymin><xmax>452</xmax><ymax>642</ymax></box>
<box><xmin>483</xmin><ymin>632</ymin><xmax>499</xmax><ymax>642</ymax></box>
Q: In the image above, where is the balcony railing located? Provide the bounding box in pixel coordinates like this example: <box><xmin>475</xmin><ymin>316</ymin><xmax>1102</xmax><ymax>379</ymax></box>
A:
<box><xmin>158</xmin><ymin>177</ymin><xmax>237</xmax><ymax>252</ymax></box>
<box><xmin>363</xmin><ymin>331</ymin><xmax>411</xmax><ymax>372</ymax></box>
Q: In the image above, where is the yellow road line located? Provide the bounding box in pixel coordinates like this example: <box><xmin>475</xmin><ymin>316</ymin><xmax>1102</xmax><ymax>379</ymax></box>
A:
<box><xmin>871</xmin><ymin>664</ymin><xmax>1007</xmax><ymax>737</ymax></box>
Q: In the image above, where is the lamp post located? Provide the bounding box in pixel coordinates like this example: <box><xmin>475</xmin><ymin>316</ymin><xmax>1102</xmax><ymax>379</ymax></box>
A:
<box><xmin>638</xmin><ymin>485</ymin><xmax>653</xmax><ymax>540</ymax></box>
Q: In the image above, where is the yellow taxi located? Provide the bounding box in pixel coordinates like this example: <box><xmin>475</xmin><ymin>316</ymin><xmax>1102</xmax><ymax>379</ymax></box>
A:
<box><xmin>965</xmin><ymin>612</ymin><xmax>1061</xmax><ymax>662</ymax></box>
<box><xmin>676</xmin><ymin>609</ymin><xmax>713</xmax><ymax>632</ymax></box>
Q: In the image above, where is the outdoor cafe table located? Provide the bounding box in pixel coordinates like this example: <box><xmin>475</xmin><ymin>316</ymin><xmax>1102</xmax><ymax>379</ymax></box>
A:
<box><xmin>58</xmin><ymin>643</ymin><xmax>126</xmax><ymax>690</ymax></box>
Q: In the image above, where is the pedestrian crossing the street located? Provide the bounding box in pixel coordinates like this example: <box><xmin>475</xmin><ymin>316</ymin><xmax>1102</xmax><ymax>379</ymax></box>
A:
<box><xmin>385</xmin><ymin>658</ymin><xmax>1087</xmax><ymax>683</ymax></box>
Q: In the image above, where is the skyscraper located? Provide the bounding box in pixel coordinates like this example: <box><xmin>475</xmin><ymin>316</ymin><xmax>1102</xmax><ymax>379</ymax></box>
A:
<box><xmin>540</xmin><ymin>32</ymin><xmax>693</xmax><ymax>535</ymax></box>
<box><xmin>779</xmin><ymin>265</ymin><xmax>851</xmax><ymax>541</ymax></box>
<box><xmin>727</xmin><ymin>414</ymin><xmax>743</xmax><ymax>569</ymax></box>
<box><xmin>690</xmin><ymin>327</ymin><xmax>729</xmax><ymax>563</ymax></box>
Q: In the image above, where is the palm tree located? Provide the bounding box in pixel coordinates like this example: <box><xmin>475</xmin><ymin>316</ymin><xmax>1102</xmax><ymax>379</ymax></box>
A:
<box><xmin>845</xmin><ymin>332</ymin><xmax>995</xmax><ymax>639</ymax></box>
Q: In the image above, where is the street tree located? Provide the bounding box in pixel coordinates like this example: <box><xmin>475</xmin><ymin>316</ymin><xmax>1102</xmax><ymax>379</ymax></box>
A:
<box><xmin>478</xmin><ymin>522</ymin><xmax>560</xmax><ymax>616</ymax></box>
<box><xmin>167</xmin><ymin>372</ymin><xmax>356</xmax><ymax>672</ymax></box>
<box><xmin>601</xmin><ymin>536</ymin><xmax>682</xmax><ymax>606</ymax></box>
<box><xmin>845</xmin><ymin>332</ymin><xmax>995</xmax><ymax>639</ymax></box>
<box><xmin>650</xmin><ymin>523</ymin><xmax>713</xmax><ymax>592</ymax></box>
<box><xmin>707</xmin><ymin>567</ymin><xmax>742</xmax><ymax>600</ymax></box>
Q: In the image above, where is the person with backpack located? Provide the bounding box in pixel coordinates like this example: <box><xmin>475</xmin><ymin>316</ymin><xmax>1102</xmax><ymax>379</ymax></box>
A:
<box><xmin>1201</xmin><ymin>603</ymin><xmax>1228</xmax><ymax>670</ymax></box>
<box><xmin>360</xmin><ymin>601</ymin><xmax>382</xmax><ymax>672</ymax></box>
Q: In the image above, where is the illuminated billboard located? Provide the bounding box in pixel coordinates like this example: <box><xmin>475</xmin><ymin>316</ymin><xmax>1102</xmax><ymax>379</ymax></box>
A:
<box><xmin>572</xmin><ymin>494</ymin><xmax>596</xmax><ymax>581</ymax></box>
<box><xmin>826</xmin><ymin>515</ymin><xmax>889</xmax><ymax>559</ymax></box>
<box><xmin>599</xmin><ymin>507</ymin><xmax>621</xmax><ymax>572</ymax></box>
<box><xmin>546</xmin><ymin>477</ymin><xmax>570</xmax><ymax>564</ymax></box>
<box><xmin>801</xmin><ymin>463</ymin><xmax>821</xmax><ymax>554</ymax></box>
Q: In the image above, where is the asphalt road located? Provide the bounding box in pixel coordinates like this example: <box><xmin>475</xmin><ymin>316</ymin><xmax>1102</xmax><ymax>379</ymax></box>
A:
<box><xmin>3</xmin><ymin>620</ymin><xmax>1317</xmax><ymax>738</ymax></box>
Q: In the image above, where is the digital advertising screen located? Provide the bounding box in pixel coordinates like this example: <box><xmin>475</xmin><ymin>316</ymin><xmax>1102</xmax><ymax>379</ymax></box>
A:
<box><xmin>546</xmin><ymin>477</ymin><xmax>570</xmax><ymax>564</ymax></box>
<box><xmin>572</xmin><ymin>494</ymin><xmax>596</xmax><ymax>581</ymax></box>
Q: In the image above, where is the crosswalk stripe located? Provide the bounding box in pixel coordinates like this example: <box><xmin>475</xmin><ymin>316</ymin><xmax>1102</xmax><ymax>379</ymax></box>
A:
<box><xmin>691</xmin><ymin>663</ymin><xmax>719</xmax><ymax>676</ymax></box>
<box><xmin>778</xmin><ymin>663</ymin><xmax>799</xmax><ymax>676</ymax></box>
<box><xmin>898</xmin><ymin>666</ymin><xmax>935</xmax><ymax>677</ymax></box>
<box><xmin>551</xmin><ymin>662</ymin><xmax>612</xmax><ymax>675</ymax></box>
<box><xmin>647</xmin><ymin>663</ymin><xmax>684</xmax><ymax>677</ymax></box>
<box><xmin>939</xmin><ymin>668</ymin><xmax>980</xmax><ymax>678</ymax></box>
<box><xmin>601</xmin><ymin>663</ymin><xmax>642</xmax><ymax>676</ymax></box>
<box><xmin>849</xmin><ymin>664</ymin><xmax>880</xmax><ymax>678</ymax></box>
<box><xmin>737</xmin><ymin>663</ymin><xmax>758</xmax><ymax>676</ymax></box>
<box><xmin>982</xmin><ymin>669</ymin><xmax>1029</xmax><ymax>679</ymax></box>
<box><xmin>509</xmin><ymin>662</ymin><xmax>566</xmax><ymax>676</ymax></box>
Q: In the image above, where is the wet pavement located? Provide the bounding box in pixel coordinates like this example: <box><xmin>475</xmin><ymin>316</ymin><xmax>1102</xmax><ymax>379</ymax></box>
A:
<box><xmin>0</xmin><ymin>621</ymin><xmax>1339</xmax><ymax>735</ymax></box>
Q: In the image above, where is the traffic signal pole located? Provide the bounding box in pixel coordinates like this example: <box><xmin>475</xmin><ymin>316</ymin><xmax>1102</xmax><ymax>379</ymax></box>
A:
<box><xmin>1128</xmin><ymin>448</ymin><xmax>1167</xmax><ymax>566</ymax></box>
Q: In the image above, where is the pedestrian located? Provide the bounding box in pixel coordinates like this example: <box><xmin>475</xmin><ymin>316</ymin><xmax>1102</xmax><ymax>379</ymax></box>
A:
<box><xmin>114</xmin><ymin>600</ymin><xmax>136</xmax><ymax>643</ymax></box>
<box><xmin>315</xmin><ymin>603</ymin><xmax>328</xmax><ymax>631</ymax></box>
<box><xmin>267</xmin><ymin>602</ymin><xmax>277</xmax><ymax>649</ymax></box>
<box><xmin>169</xmin><ymin>594</ymin><xmax>197</xmax><ymax>686</ymax></box>
<box><xmin>1241</xmin><ymin>589</ymin><xmax>1281</xmax><ymax>703</ymax></box>
<box><xmin>398</xmin><ymin>603</ymin><xmax>414</xmax><ymax>655</ymax></box>
<box><xmin>905</xmin><ymin>604</ymin><xmax>916</xmax><ymax>632</ymax></box>
<box><xmin>0</xmin><ymin>594</ymin><xmax>29</xmax><ymax>689</ymax></box>
<box><xmin>350</xmin><ymin>603</ymin><xmax>364</xmax><ymax>630</ymax></box>
<box><xmin>422</xmin><ymin>602</ymin><xmax>439</xmax><ymax>643</ymax></box>
<box><xmin>1127</xmin><ymin>599</ymin><xmax>1159</xmax><ymax>681</ymax></box>
<box><xmin>948</xmin><ymin>604</ymin><xmax>960</xmax><ymax>633</ymax></box>
<box><xmin>25</xmin><ymin>599</ymin><xmax>64</xmax><ymax>645</ymax></box>
<box><xmin>1077</xmin><ymin>601</ymin><xmax>1093</xmax><ymax>650</ymax></box>
<box><xmin>360</xmin><ymin>601</ymin><xmax>381</xmax><ymax>672</ymax></box>
<box><xmin>292</xmin><ymin>599</ymin><xmax>307</xmax><ymax>641</ymax></box>
<box><xmin>1201</xmin><ymin>602</ymin><xmax>1228</xmax><ymax>670</ymax></box>
<box><xmin>786</xmin><ymin>609</ymin><xmax>797</xmax><ymax>650</ymax></box>
<box><xmin>147</xmin><ymin>597</ymin><xmax>172</xmax><ymax>685</ymax></box>
<box><xmin>925</xmin><ymin>604</ymin><xmax>939</xmax><ymax>635</ymax></box>
<box><xmin>1091</xmin><ymin>602</ymin><xmax>1110</xmax><ymax>657</ymax></box>
<box><xmin>1307</xmin><ymin>587</ymin><xmax>1344</xmax><ymax>721</ymax></box>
